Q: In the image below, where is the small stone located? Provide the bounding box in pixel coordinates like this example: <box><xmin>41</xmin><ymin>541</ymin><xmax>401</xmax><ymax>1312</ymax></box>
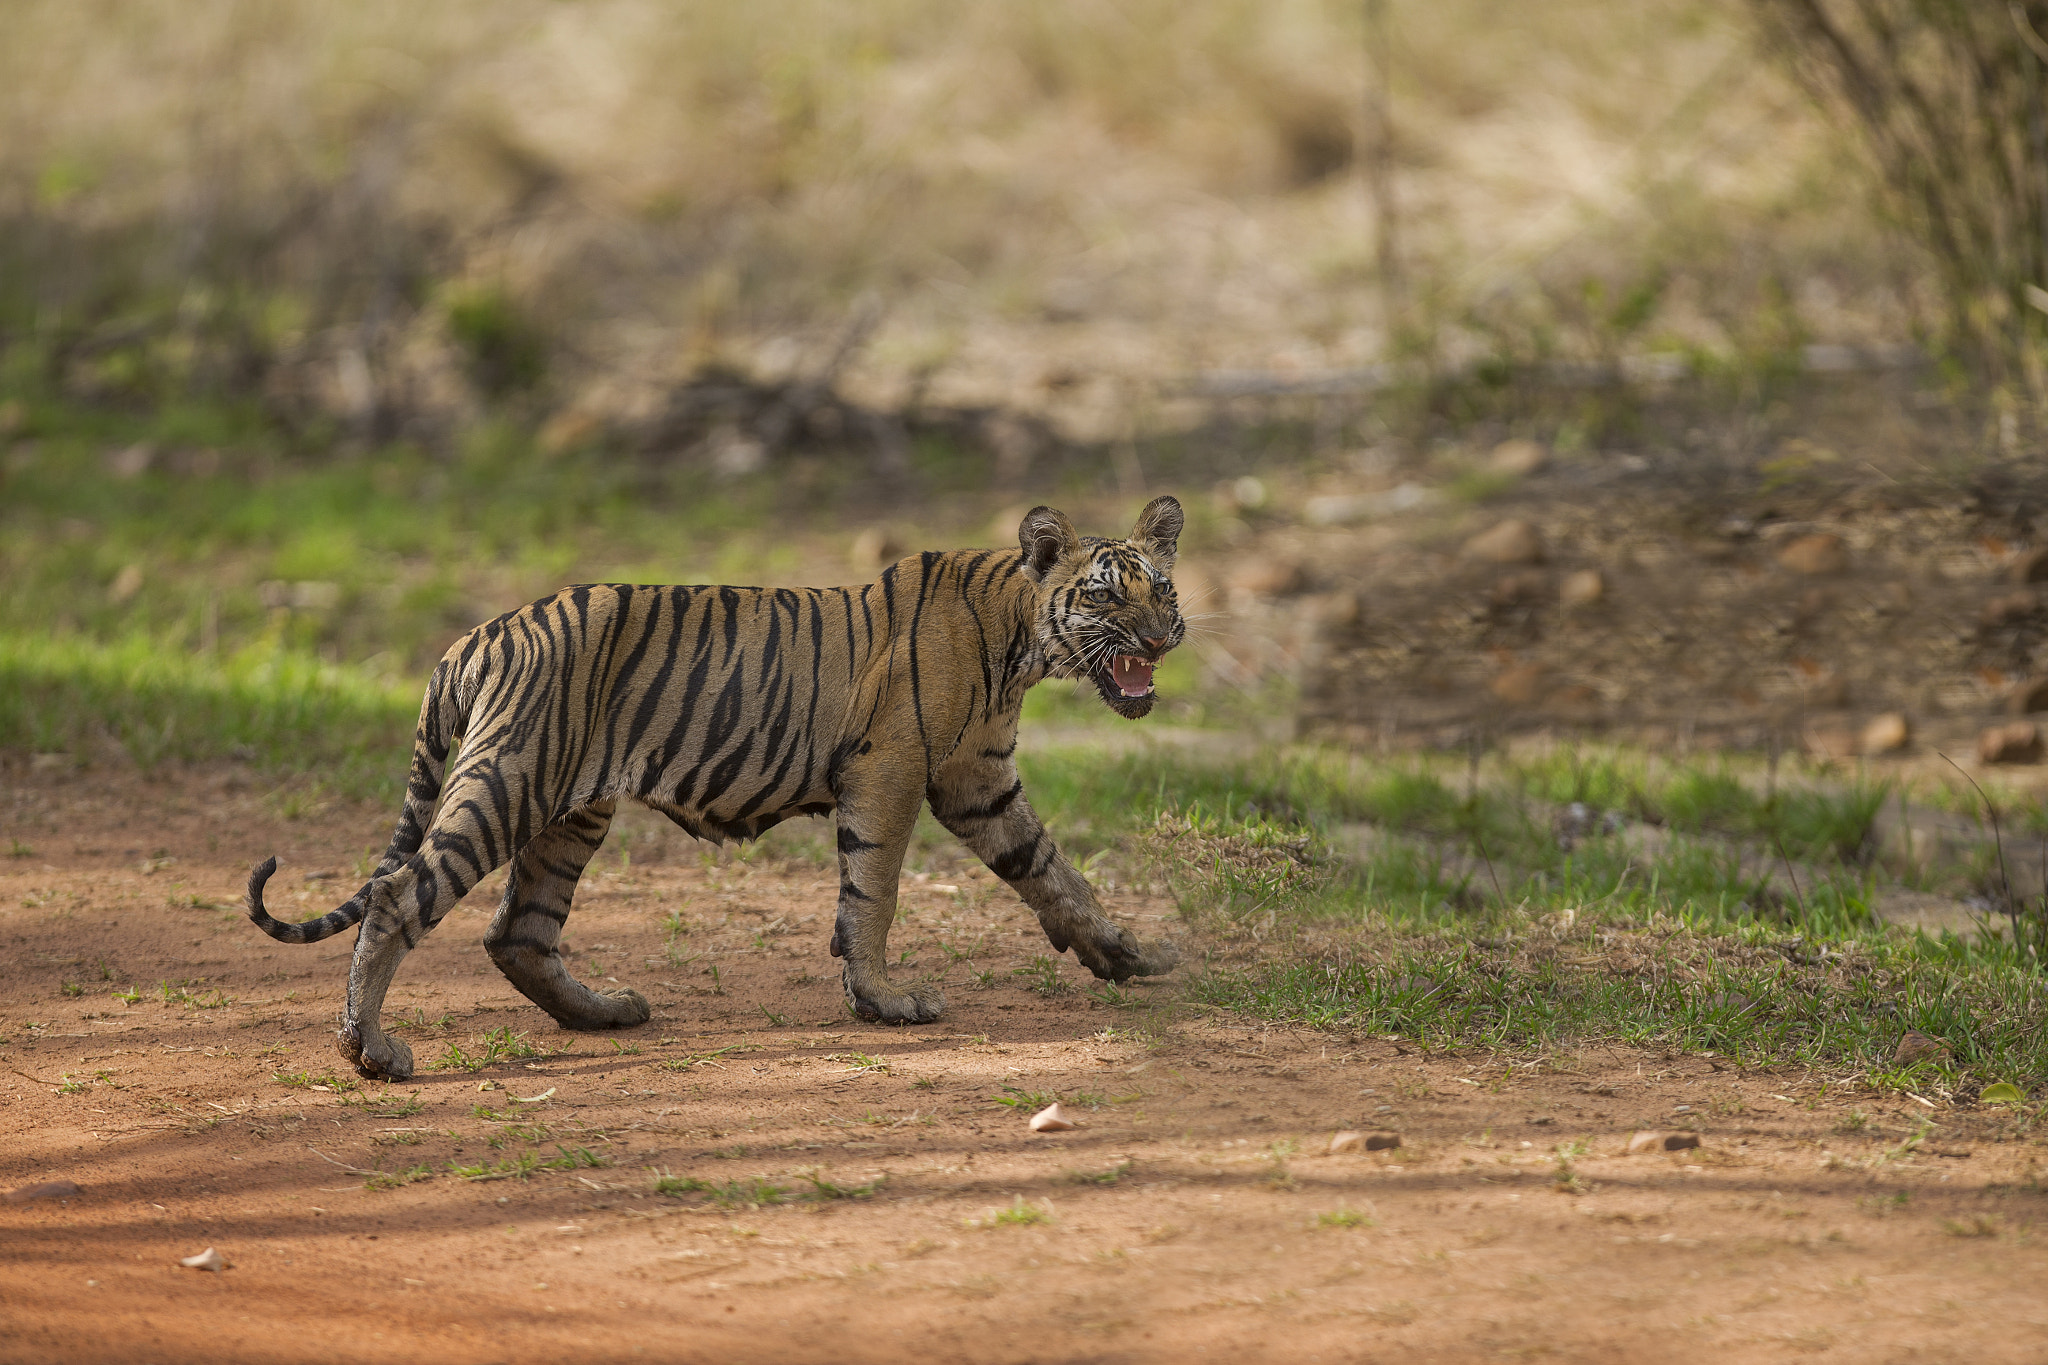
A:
<box><xmin>1029</xmin><ymin>1103</ymin><xmax>1080</xmax><ymax>1133</ymax></box>
<box><xmin>1463</xmin><ymin>519</ymin><xmax>1544</xmax><ymax>565</ymax></box>
<box><xmin>1490</xmin><ymin>663</ymin><xmax>1545</xmax><ymax>706</ymax></box>
<box><xmin>1488</xmin><ymin>438</ymin><xmax>1548</xmax><ymax>477</ymax></box>
<box><xmin>1559</xmin><ymin>569</ymin><xmax>1605</xmax><ymax>607</ymax></box>
<box><xmin>1228</xmin><ymin>556</ymin><xmax>1307</xmax><ymax>598</ymax></box>
<box><xmin>1978</xmin><ymin>721</ymin><xmax>2043</xmax><ymax>765</ymax></box>
<box><xmin>849</xmin><ymin>527</ymin><xmax>903</xmax><ymax>575</ymax></box>
<box><xmin>2008</xmin><ymin>677</ymin><xmax>2048</xmax><ymax>715</ymax></box>
<box><xmin>2012</xmin><ymin>546</ymin><xmax>2048</xmax><ymax>584</ymax></box>
<box><xmin>1364</xmin><ymin>1133</ymin><xmax>1401</xmax><ymax>1152</ymax></box>
<box><xmin>1861</xmin><ymin>712</ymin><xmax>1910</xmax><ymax>755</ymax></box>
<box><xmin>1328</xmin><ymin>1130</ymin><xmax>1365</xmax><ymax>1154</ymax></box>
<box><xmin>4</xmin><ymin>1180</ymin><xmax>80</xmax><ymax>1204</ymax></box>
<box><xmin>1894</xmin><ymin>1029</ymin><xmax>1951</xmax><ymax>1067</ymax></box>
<box><xmin>179</xmin><ymin>1247</ymin><xmax>226</xmax><ymax>1273</ymax></box>
<box><xmin>1982</xmin><ymin>589</ymin><xmax>2038</xmax><ymax>627</ymax></box>
<box><xmin>1778</xmin><ymin>533</ymin><xmax>1847</xmax><ymax>575</ymax></box>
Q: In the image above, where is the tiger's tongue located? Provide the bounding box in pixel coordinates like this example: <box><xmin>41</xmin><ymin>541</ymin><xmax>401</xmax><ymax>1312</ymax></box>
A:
<box><xmin>1111</xmin><ymin>655</ymin><xmax>1155</xmax><ymax>697</ymax></box>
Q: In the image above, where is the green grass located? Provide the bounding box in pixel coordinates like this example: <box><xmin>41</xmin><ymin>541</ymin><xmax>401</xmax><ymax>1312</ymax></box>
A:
<box><xmin>0</xmin><ymin>632</ymin><xmax>415</xmax><ymax>793</ymax></box>
<box><xmin>431</xmin><ymin>1027</ymin><xmax>545</xmax><ymax>1073</ymax></box>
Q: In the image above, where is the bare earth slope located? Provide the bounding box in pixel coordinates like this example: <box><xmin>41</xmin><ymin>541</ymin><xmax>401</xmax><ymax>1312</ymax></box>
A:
<box><xmin>3</xmin><ymin>763</ymin><xmax>2047</xmax><ymax>1364</ymax></box>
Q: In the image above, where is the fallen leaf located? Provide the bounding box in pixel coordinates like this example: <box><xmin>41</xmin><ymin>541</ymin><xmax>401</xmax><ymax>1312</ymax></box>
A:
<box><xmin>1980</xmin><ymin>1082</ymin><xmax>2026</xmax><ymax>1105</ymax></box>
<box><xmin>179</xmin><ymin>1247</ymin><xmax>225</xmax><ymax>1273</ymax></box>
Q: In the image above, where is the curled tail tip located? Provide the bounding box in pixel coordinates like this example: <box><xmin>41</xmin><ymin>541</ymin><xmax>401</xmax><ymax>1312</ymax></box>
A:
<box><xmin>245</xmin><ymin>856</ymin><xmax>280</xmax><ymax>924</ymax></box>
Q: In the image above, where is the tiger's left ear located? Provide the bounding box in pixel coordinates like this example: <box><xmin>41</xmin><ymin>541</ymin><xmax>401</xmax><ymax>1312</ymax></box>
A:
<box><xmin>1128</xmin><ymin>495</ymin><xmax>1183</xmax><ymax>569</ymax></box>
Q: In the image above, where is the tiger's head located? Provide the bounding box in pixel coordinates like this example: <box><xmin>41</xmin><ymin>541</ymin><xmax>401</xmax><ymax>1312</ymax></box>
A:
<box><xmin>1020</xmin><ymin>495</ymin><xmax>1186</xmax><ymax>720</ymax></box>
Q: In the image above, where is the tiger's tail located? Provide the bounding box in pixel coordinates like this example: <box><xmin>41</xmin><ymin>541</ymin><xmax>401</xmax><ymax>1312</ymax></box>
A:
<box><xmin>246</xmin><ymin>654</ymin><xmax>468</xmax><ymax>945</ymax></box>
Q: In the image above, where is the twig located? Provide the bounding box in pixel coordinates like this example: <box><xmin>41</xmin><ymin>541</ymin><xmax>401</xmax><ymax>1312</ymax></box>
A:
<box><xmin>1772</xmin><ymin>833</ymin><xmax>1807</xmax><ymax>920</ymax></box>
<box><xmin>306</xmin><ymin>1145</ymin><xmax>378</xmax><ymax>1176</ymax></box>
<box><xmin>7</xmin><ymin>1066</ymin><xmax>67</xmax><ymax>1086</ymax></box>
<box><xmin>1937</xmin><ymin>751</ymin><xmax>2021</xmax><ymax>946</ymax></box>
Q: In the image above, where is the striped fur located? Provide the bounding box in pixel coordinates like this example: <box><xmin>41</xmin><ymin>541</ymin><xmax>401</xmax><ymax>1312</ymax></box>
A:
<box><xmin>246</xmin><ymin>497</ymin><xmax>1187</xmax><ymax>1080</ymax></box>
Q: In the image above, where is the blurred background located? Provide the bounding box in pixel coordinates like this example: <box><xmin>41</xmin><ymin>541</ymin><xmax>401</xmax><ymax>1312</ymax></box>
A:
<box><xmin>3</xmin><ymin>0</ymin><xmax>2046</xmax><ymax>793</ymax></box>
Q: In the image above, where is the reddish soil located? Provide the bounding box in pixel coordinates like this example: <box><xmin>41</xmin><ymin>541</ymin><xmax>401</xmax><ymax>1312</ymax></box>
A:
<box><xmin>4</xmin><ymin>761</ymin><xmax>2048</xmax><ymax>1364</ymax></box>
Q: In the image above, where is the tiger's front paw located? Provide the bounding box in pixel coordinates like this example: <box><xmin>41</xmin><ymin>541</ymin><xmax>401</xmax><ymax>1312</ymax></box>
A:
<box><xmin>1074</xmin><ymin>928</ymin><xmax>1182</xmax><ymax>983</ymax></box>
<box><xmin>843</xmin><ymin>970</ymin><xmax>945</xmax><ymax>1025</ymax></box>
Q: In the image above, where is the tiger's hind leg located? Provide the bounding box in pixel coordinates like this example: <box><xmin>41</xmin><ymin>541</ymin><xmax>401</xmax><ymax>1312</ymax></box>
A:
<box><xmin>484</xmin><ymin>801</ymin><xmax>652</xmax><ymax>1032</ymax></box>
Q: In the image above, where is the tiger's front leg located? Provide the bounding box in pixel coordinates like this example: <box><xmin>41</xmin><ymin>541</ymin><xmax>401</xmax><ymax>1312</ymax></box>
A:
<box><xmin>829</xmin><ymin>768</ymin><xmax>944</xmax><ymax>1024</ymax></box>
<box><xmin>928</xmin><ymin>753</ymin><xmax>1181</xmax><ymax>983</ymax></box>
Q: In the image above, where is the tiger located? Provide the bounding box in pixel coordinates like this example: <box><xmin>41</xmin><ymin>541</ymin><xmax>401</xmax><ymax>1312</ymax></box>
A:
<box><xmin>245</xmin><ymin>496</ymin><xmax>1188</xmax><ymax>1080</ymax></box>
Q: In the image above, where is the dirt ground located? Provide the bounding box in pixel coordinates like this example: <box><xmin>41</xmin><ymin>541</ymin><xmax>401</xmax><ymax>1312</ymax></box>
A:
<box><xmin>4</xmin><ymin>762</ymin><xmax>2048</xmax><ymax>1365</ymax></box>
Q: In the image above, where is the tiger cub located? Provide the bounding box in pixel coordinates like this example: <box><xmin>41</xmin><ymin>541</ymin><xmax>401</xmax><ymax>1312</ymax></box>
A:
<box><xmin>246</xmin><ymin>497</ymin><xmax>1188</xmax><ymax>1079</ymax></box>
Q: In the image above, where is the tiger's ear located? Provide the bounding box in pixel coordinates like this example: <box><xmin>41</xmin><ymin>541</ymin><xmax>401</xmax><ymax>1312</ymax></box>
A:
<box><xmin>1128</xmin><ymin>495</ymin><xmax>1183</xmax><ymax>568</ymax></box>
<box><xmin>1018</xmin><ymin>505</ymin><xmax>1080</xmax><ymax>581</ymax></box>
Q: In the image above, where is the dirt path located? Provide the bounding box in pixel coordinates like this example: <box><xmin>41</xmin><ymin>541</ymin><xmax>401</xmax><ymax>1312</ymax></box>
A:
<box><xmin>3</xmin><ymin>763</ymin><xmax>2047</xmax><ymax>1364</ymax></box>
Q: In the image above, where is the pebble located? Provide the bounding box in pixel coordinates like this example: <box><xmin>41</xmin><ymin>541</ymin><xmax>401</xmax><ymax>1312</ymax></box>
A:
<box><xmin>1893</xmin><ymin>1029</ymin><xmax>1952</xmax><ymax>1066</ymax></box>
<box><xmin>179</xmin><ymin>1247</ymin><xmax>226</xmax><ymax>1273</ymax></box>
<box><xmin>1978</xmin><ymin>721</ymin><xmax>2042</xmax><ymax>765</ymax></box>
<box><xmin>1029</xmin><ymin>1103</ymin><xmax>1080</xmax><ymax>1133</ymax></box>
<box><xmin>1488</xmin><ymin>439</ymin><xmax>1548</xmax><ymax>477</ymax></box>
<box><xmin>1778</xmin><ymin>533</ymin><xmax>1847</xmax><ymax>575</ymax></box>
<box><xmin>4</xmin><ymin>1180</ymin><xmax>80</xmax><ymax>1204</ymax></box>
<box><xmin>1861</xmin><ymin>712</ymin><xmax>1910</xmax><ymax>755</ymax></box>
<box><xmin>1559</xmin><ymin>569</ymin><xmax>1605</xmax><ymax>607</ymax></box>
<box><xmin>1463</xmin><ymin>518</ymin><xmax>1544</xmax><ymax>565</ymax></box>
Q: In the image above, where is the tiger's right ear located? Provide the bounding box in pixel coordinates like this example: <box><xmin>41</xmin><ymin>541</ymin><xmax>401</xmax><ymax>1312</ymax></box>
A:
<box><xmin>1018</xmin><ymin>505</ymin><xmax>1080</xmax><ymax>581</ymax></box>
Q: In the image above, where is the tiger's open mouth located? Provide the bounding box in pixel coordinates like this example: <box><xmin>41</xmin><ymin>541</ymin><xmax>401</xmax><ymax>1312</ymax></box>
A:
<box><xmin>1091</xmin><ymin>650</ymin><xmax>1163</xmax><ymax>720</ymax></box>
<box><xmin>1107</xmin><ymin>653</ymin><xmax>1155</xmax><ymax>698</ymax></box>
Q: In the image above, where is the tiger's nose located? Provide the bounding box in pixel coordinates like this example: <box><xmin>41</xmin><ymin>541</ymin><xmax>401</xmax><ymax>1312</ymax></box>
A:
<box><xmin>1139</xmin><ymin>633</ymin><xmax>1168</xmax><ymax>654</ymax></box>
